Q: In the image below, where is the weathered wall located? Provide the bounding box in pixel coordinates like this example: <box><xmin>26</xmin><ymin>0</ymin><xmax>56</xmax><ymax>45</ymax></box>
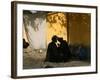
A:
<box><xmin>68</xmin><ymin>13</ymin><xmax>91</xmax><ymax>46</ymax></box>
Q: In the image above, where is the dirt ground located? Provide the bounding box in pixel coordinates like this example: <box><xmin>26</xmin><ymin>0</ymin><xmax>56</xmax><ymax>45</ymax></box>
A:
<box><xmin>23</xmin><ymin>47</ymin><xmax>90</xmax><ymax>69</ymax></box>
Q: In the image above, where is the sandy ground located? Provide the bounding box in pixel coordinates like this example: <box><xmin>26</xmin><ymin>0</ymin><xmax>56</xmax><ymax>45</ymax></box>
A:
<box><xmin>23</xmin><ymin>47</ymin><xmax>90</xmax><ymax>69</ymax></box>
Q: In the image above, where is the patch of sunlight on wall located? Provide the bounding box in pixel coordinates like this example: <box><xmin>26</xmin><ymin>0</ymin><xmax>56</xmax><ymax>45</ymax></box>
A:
<box><xmin>46</xmin><ymin>12</ymin><xmax>68</xmax><ymax>45</ymax></box>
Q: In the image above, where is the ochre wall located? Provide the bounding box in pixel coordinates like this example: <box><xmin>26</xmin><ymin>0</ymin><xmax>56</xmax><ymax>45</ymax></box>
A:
<box><xmin>23</xmin><ymin>11</ymin><xmax>91</xmax><ymax>47</ymax></box>
<box><xmin>68</xmin><ymin>13</ymin><xmax>91</xmax><ymax>46</ymax></box>
<box><xmin>46</xmin><ymin>12</ymin><xmax>68</xmax><ymax>45</ymax></box>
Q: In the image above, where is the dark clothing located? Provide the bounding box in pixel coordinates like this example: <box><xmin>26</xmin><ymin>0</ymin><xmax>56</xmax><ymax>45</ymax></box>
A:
<box><xmin>45</xmin><ymin>42</ymin><xmax>59</xmax><ymax>62</ymax></box>
<box><xmin>23</xmin><ymin>39</ymin><xmax>29</xmax><ymax>49</ymax></box>
<box><xmin>57</xmin><ymin>45</ymin><xmax>64</xmax><ymax>62</ymax></box>
<box><xmin>59</xmin><ymin>40</ymin><xmax>71</xmax><ymax>62</ymax></box>
<box><xmin>78</xmin><ymin>47</ymin><xmax>87</xmax><ymax>60</ymax></box>
<box><xmin>45</xmin><ymin>36</ymin><xmax>71</xmax><ymax>62</ymax></box>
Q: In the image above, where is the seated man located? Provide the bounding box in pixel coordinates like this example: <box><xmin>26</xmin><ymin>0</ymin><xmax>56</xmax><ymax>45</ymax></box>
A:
<box><xmin>58</xmin><ymin>37</ymin><xmax>71</xmax><ymax>62</ymax></box>
<box><xmin>45</xmin><ymin>35</ymin><xmax>59</xmax><ymax>62</ymax></box>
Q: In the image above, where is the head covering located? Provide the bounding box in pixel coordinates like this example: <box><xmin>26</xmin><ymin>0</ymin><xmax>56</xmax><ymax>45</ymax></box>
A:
<box><xmin>52</xmin><ymin>35</ymin><xmax>58</xmax><ymax>42</ymax></box>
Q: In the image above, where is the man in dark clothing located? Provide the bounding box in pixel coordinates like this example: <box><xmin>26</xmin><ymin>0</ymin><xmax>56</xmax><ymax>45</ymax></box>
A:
<box><xmin>45</xmin><ymin>35</ymin><xmax>58</xmax><ymax>62</ymax></box>
<box><xmin>58</xmin><ymin>37</ymin><xmax>71</xmax><ymax>62</ymax></box>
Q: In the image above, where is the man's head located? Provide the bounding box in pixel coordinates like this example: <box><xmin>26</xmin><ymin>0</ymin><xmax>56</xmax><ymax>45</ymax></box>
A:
<box><xmin>58</xmin><ymin>37</ymin><xmax>63</xmax><ymax>42</ymax></box>
<box><xmin>52</xmin><ymin>35</ymin><xmax>58</xmax><ymax>42</ymax></box>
